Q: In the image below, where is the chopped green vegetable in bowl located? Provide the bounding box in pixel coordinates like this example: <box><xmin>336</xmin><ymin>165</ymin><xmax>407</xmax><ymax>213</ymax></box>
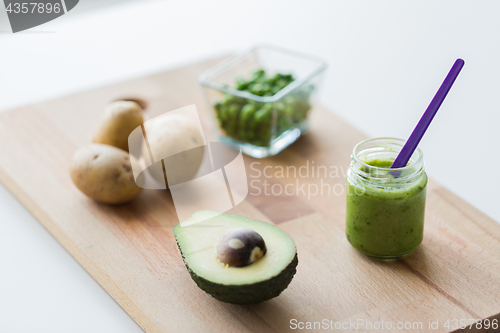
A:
<box><xmin>213</xmin><ymin>69</ymin><xmax>313</xmax><ymax>147</ymax></box>
<box><xmin>199</xmin><ymin>44</ymin><xmax>327</xmax><ymax>158</ymax></box>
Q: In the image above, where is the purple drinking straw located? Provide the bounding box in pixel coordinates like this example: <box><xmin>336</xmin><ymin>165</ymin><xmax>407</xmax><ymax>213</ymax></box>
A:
<box><xmin>391</xmin><ymin>59</ymin><xmax>465</xmax><ymax>171</ymax></box>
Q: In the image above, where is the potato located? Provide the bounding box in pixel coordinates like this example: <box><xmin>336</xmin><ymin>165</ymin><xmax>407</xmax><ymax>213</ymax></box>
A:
<box><xmin>70</xmin><ymin>144</ymin><xmax>142</xmax><ymax>204</ymax></box>
<box><xmin>93</xmin><ymin>101</ymin><xmax>144</xmax><ymax>152</ymax></box>
<box><xmin>143</xmin><ymin>114</ymin><xmax>204</xmax><ymax>187</ymax></box>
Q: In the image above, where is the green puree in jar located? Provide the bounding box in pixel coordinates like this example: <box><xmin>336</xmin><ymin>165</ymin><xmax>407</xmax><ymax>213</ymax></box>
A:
<box><xmin>346</xmin><ymin>159</ymin><xmax>427</xmax><ymax>258</ymax></box>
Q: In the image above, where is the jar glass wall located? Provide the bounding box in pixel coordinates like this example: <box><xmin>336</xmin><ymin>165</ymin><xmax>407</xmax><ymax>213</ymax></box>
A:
<box><xmin>346</xmin><ymin>138</ymin><xmax>427</xmax><ymax>258</ymax></box>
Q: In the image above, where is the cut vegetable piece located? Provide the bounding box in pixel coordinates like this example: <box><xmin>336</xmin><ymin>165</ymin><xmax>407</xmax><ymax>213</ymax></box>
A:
<box><xmin>174</xmin><ymin>211</ymin><xmax>298</xmax><ymax>304</ymax></box>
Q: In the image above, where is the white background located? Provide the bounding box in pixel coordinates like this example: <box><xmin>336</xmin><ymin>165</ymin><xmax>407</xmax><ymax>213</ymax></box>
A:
<box><xmin>1</xmin><ymin>1</ymin><xmax>499</xmax><ymax>332</ymax></box>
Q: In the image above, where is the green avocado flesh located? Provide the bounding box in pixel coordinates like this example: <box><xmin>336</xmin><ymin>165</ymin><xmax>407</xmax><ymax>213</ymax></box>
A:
<box><xmin>174</xmin><ymin>211</ymin><xmax>298</xmax><ymax>304</ymax></box>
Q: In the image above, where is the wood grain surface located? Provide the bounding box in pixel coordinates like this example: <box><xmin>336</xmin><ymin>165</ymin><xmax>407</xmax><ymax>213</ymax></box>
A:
<box><xmin>0</xmin><ymin>57</ymin><xmax>499</xmax><ymax>333</ymax></box>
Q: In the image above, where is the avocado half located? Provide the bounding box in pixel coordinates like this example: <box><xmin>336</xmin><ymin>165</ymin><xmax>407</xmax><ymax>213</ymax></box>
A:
<box><xmin>174</xmin><ymin>211</ymin><xmax>298</xmax><ymax>304</ymax></box>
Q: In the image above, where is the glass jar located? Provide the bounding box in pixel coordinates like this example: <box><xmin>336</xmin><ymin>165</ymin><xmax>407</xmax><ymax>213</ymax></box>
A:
<box><xmin>346</xmin><ymin>137</ymin><xmax>427</xmax><ymax>258</ymax></box>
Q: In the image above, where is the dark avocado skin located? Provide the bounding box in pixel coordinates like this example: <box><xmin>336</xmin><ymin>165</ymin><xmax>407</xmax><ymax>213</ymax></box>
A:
<box><xmin>176</xmin><ymin>240</ymin><xmax>298</xmax><ymax>304</ymax></box>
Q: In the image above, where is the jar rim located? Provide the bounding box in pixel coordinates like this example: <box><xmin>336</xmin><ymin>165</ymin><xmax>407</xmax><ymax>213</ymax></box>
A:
<box><xmin>352</xmin><ymin>137</ymin><xmax>424</xmax><ymax>172</ymax></box>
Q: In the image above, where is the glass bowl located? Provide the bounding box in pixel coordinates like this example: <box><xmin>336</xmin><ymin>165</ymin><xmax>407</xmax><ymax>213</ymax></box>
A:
<box><xmin>199</xmin><ymin>44</ymin><xmax>327</xmax><ymax>158</ymax></box>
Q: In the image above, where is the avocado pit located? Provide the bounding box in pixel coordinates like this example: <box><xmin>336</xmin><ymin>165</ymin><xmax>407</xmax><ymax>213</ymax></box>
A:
<box><xmin>216</xmin><ymin>227</ymin><xmax>267</xmax><ymax>267</ymax></box>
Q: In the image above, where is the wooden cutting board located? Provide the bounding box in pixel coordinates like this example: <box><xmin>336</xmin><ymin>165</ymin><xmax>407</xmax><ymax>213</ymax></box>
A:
<box><xmin>1</xmin><ymin>57</ymin><xmax>499</xmax><ymax>333</ymax></box>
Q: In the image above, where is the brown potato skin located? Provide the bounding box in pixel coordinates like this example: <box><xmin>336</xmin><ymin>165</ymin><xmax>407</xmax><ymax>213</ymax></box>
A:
<box><xmin>70</xmin><ymin>144</ymin><xmax>142</xmax><ymax>204</ymax></box>
<box><xmin>143</xmin><ymin>114</ymin><xmax>204</xmax><ymax>187</ymax></box>
<box><xmin>93</xmin><ymin>101</ymin><xmax>143</xmax><ymax>152</ymax></box>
